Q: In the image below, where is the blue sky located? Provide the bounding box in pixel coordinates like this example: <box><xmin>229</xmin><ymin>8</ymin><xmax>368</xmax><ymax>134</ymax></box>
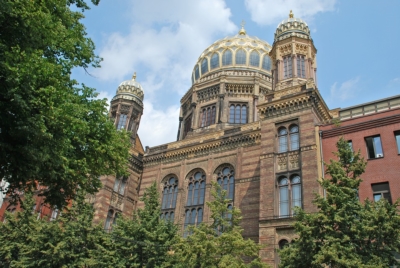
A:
<box><xmin>73</xmin><ymin>0</ymin><xmax>400</xmax><ymax>148</ymax></box>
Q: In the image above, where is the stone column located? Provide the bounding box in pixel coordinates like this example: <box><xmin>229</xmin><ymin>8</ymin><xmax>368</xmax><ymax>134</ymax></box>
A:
<box><xmin>177</xmin><ymin>116</ymin><xmax>183</xmax><ymax>141</ymax></box>
<box><xmin>293</xmin><ymin>54</ymin><xmax>297</xmax><ymax>77</ymax></box>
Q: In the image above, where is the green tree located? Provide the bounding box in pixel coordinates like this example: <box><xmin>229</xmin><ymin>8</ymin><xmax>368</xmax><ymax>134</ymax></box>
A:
<box><xmin>279</xmin><ymin>138</ymin><xmax>400</xmax><ymax>268</ymax></box>
<box><xmin>169</xmin><ymin>182</ymin><xmax>268</xmax><ymax>268</ymax></box>
<box><xmin>0</xmin><ymin>192</ymin><xmax>120</xmax><ymax>267</ymax></box>
<box><xmin>112</xmin><ymin>183</ymin><xmax>178</xmax><ymax>268</ymax></box>
<box><xmin>0</xmin><ymin>0</ymin><xmax>130</xmax><ymax>208</ymax></box>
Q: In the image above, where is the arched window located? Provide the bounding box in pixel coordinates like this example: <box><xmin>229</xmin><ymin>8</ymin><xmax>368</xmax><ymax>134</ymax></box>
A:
<box><xmin>278</xmin><ymin>127</ymin><xmax>288</xmax><ymax>153</ymax></box>
<box><xmin>201</xmin><ymin>58</ymin><xmax>209</xmax><ymax>75</ymax></box>
<box><xmin>184</xmin><ymin>170</ymin><xmax>206</xmax><ymax>235</ymax></box>
<box><xmin>283</xmin><ymin>55</ymin><xmax>292</xmax><ymax>78</ymax></box>
<box><xmin>161</xmin><ymin>176</ymin><xmax>178</xmax><ymax>221</ymax></box>
<box><xmin>210</xmin><ymin>53</ymin><xmax>220</xmax><ymax>69</ymax></box>
<box><xmin>117</xmin><ymin>114</ymin><xmax>127</xmax><ymax>130</ymax></box>
<box><xmin>200</xmin><ymin>105</ymin><xmax>216</xmax><ymax>127</ymax></box>
<box><xmin>235</xmin><ymin>49</ymin><xmax>246</xmax><ymax>65</ymax></box>
<box><xmin>249</xmin><ymin>51</ymin><xmax>260</xmax><ymax>67</ymax></box>
<box><xmin>278</xmin><ymin>124</ymin><xmax>299</xmax><ymax>152</ymax></box>
<box><xmin>289</xmin><ymin>125</ymin><xmax>299</xmax><ymax>150</ymax></box>
<box><xmin>113</xmin><ymin>177</ymin><xmax>127</xmax><ymax>195</ymax></box>
<box><xmin>279</xmin><ymin>239</ymin><xmax>289</xmax><ymax>249</ymax></box>
<box><xmin>278</xmin><ymin>175</ymin><xmax>302</xmax><ymax>217</ymax></box>
<box><xmin>222</xmin><ymin>50</ymin><xmax>232</xmax><ymax>66</ymax></box>
<box><xmin>229</xmin><ymin>104</ymin><xmax>247</xmax><ymax>124</ymax></box>
<box><xmin>262</xmin><ymin>55</ymin><xmax>271</xmax><ymax>70</ymax></box>
<box><xmin>194</xmin><ymin>65</ymin><xmax>200</xmax><ymax>81</ymax></box>
<box><xmin>104</xmin><ymin>209</ymin><xmax>114</xmax><ymax>232</ymax></box>
<box><xmin>297</xmin><ymin>55</ymin><xmax>306</xmax><ymax>78</ymax></box>
<box><xmin>216</xmin><ymin>166</ymin><xmax>234</xmax><ymax>200</ymax></box>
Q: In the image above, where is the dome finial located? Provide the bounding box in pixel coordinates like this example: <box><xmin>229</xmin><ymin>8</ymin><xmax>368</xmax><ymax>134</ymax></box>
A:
<box><xmin>289</xmin><ymin>10</ymin><xmax>294</xmax><ymax>18</ymax></box>
<box><xmin>132</xmin><ymin>72</ymin><xmax>137</xmax><ymax>80</ymax></box>
<box><xmin>238</xmin><ymin>20</ymin><xmax>246</xmax><ymax>35</ymax></box>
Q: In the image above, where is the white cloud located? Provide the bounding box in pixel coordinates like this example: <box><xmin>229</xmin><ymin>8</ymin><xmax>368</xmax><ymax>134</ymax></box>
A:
<box><xmin>244</xmin><ymin>0</ymin><xmax>336</xmax><ymax>26</ymax></box>
<box><xmin>96</xmin><ymin>0</ymin><xmax>237</xmax><ymax>98</ymax></box>
<box><xmin>329</xmin><ymin>76</ymin><xmax>360</xmax><ymax>101</ymax></box>
<box><xmin>138</xmin><ymin>101</ymin><xmax>180</xmax><ymax>148</ymax></box>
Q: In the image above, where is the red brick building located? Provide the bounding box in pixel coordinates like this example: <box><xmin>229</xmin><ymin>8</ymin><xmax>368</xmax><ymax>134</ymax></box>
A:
<box><xmin>320</xmin><ymin>95</ymin><xmax>400</xmax><ymax>204</ymax></box>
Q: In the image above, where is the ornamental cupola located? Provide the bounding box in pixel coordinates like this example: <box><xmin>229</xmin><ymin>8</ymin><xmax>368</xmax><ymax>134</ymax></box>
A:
<box><xmin>109</xmin><ymin>73</ymin><xmax>144</xmax><ymax>144</ymax></box>
<box><xmin>270</xmin><ymin>10</ymin><xmax>317</xmax><ymax>91</ymax></box>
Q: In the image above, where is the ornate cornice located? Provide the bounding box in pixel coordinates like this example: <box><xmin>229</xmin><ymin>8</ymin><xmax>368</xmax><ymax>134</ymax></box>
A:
<box><xmin>129</xmin><ymin>153</ymin><xmax>143</xmax><ymax>173</ymax></box>
<box><xmin>143</xmin><ymin>129</ymin><xmax>261</xmax><ymax>167</ymax></box>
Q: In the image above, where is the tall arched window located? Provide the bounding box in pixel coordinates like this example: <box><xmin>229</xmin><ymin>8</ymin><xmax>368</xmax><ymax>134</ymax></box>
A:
<box><xmin>235</xmin><ymin>49</ymin><xmax>246</xmax><ymax>65</ymax></box>
<box><xmin>210</xmin><ymin>53</ymin><xmax>220</xmax><ymax>69</ymax></box>
<box><xmin>278</xmin><ymin>127</ymin><xmax>288</xmax><ymax>153</ymax></box>
<box><xmin>117</xmin><ymin>114</ymin><xmax>127</xmax><ymax>130</ymax></box>
<box><xmin>289</xmin><ymin>125</ymin><xmax>299</xmax><ymax>150</ymax></box>
<box><xmin>278</xmin><ymin>124</ymin><xmax>299</xmax><ymax>152</ymax></box>
<box><xmin>249</xmin><ymin>51</ymin><xmax>260</xmax><ymax>67</ymax></box>
<box><xmin>184</xmin><ymin>170</ymin><xmax>206</xmax><ymax>235</ymax></box>
<box><xmin>201</xmin><ymin>58</ymin><xmax>209</xmax><ymax>75</ymax></box>
<box><xmin>194</xmin><ymin>65</ymin><xmax>200</xmax><ymax>81</ymax></box>
<box><xmin>229</xmin><ymin>104</ymin><xmax>247</xmax><ymax>124</ymax></box>
<box><xmin>113</xmin><ymin>177</ymin><xmax>127</xmax><ymax>195</ymax></box>
<box><xmin>278</xmin><ymin>175</ymin><xmax>302</xmax><ymax>217</ymax></box>
<box><xmin>283</xmin><ymin>55</ymin><xmax>292</xmax><ymax>78</ymax></box>
<box><xmin>262</xmin><ymin>55</ymin><xmax>271</xmax><ymax>71</ymax></box>
<box><xmin>200</xmin><ymin>105</ymin><xmax>216</xmax><ymax>127</ymax></box>
<box><xmin>216</xmin><ymin>166</ymin><xmax>234</xmax><ymax>200</ymax></box>
<box><xmin>161</xmin><ymin>176</ymin><xmax>178</xmax><ymax>221</ymax></box>
<box><xmin>297</xmin><ymin>55</ymin><xmax>306</xmax><ymax>78</ymax></box>
<box><xmin>104</xmin><ymin>209</ymin><xmax>114</xmax><ymax>232</ymax></box>
<box><xmin>222</xmin><ymin>50</ymin><xmax>232</xmax><ymax>66</ymax></box>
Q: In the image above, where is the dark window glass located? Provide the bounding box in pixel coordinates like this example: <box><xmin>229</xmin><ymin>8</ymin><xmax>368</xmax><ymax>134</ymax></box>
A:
<box><xmin>210</xmin><ymin>53</ymin><xmax>219</xmax><ymax>69</ymax></box>
<box><xmin>284</xmin><ymin>56</ymin><xmax>292</xmax><ymax>78</ymax></box>
<box><xmin>249</xmin><ymin>51</ymin><xmax>260</xmax><ymax>67</ymax></box>
<box><xmin>184</xmin><ymin>170</ymin><xmax>206</xmax><ymax>233</ymax></box>
<box><xmin>200</xmin><ymin>105</ymin><xmax>216</xmax><ymax>127</ymax></box>
<box><xmin>365</xmin><ymin>136</ymin><xmax>383</xmax><ymax>159</ymax></box>
<box><xmin>297</xmin><ymin>55</ymin><xmax>306</xmax><ymax>78</ymax></box>
<box><xmin>289</xmin><ymin>125</ymin><xmax>299</xmax><ymax>150</ymax></box>
<box><xmin>229</xmin><ymin>104</ymin><xmax>247</xmax><ymax>124</ymax></box>
<box><xmin>222</xmin><ymin>50</ymin><xmax>232</xmax><ymax>65</ymax></box>
<box><xmin>217</xmin><ymin>166</ymin><xmax>235</xmax><ymax>201</ymax></box>
<box><xmin>195</xmin><ymin>65</ymin><xmax>200</xmax><ymax>81</ymax></box>
<box><xmin>372</xmin><ymin>182</ymin><xmax>392</xmax><ymax>204</ymax></box>
<box><xmin>183</xmin><ymin>116</ymin><xmax>192</xmax><ymax>138</ymax></box>
<box><xmin>395</xmin><ymin>131</ymin><xmax>400</xmax><ymax>154</ymax></box>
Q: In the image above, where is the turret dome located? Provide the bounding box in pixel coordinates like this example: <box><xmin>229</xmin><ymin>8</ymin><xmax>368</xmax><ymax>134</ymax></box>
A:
<box><xmin>274</xmin><ymin>10</ymin><xmax>311</xmax><ymax>42</ymax></box>
<box><xmin>191</xmin><ymin>24</ymin><xmax>272</xmax><ymax>84</ymax></box>
<box><xmin>112</xmin><ymin>73</ymin><xmax>144</xmax><ymax>106</ymax></box>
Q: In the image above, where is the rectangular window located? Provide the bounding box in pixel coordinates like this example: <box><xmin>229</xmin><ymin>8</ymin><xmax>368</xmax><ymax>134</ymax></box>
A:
<box><xmin>183</xmin><ymin>116</ymin><xmax>192</xmax><ymax>138</ymax></box>
<box><xmin>117</xmin><ymin>114</ymin><xmax>127</xmax><ymax>130</ymax></box>
<box><xmin>348</xmin><ymin>140</ymin><xmax>353</xmax><ymax>151</ymax></box>
<box><xmin>372</xmin><ymin>182</ymin><xmax>392</xmax><ymax>204</ymax></box>
<box><xmin>395</xmin><ymin>131</ymin><xmax>400</xmax><ymax>154</ymax></box>
<box><xmin>297</xmin><ymin>55</ymin><xmax>306</xmax><ymax>78</ymax></box>
<box><xmin>365</xmin><ymin>135</ymin><xmax>383</xmax><ymax>159</ymax></box>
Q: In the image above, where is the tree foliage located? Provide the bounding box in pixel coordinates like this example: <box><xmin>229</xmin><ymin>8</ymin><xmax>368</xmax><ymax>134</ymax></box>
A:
<box><xmin>112</xmin><ymin>182</ymin><xmax>178</xmax><ymax>268</ymax></box>
<box><xmin>0</xmin><ymin>192</ymin><xmax>118</xmax><ymax>267</ymax></box>
<box><xmin>0</xmin><ymin>0</ymin><xmax>130</xmax><ymax>208</ymax></box>
<box><xmin>279</xmin><ymin>138</ymin><xmax>400</xmax><ymax>268</ymax></box>
<box><xmin>168</xmin><ymin>182</ymin><xmax>268</xmax><ymax>268</ymax></box>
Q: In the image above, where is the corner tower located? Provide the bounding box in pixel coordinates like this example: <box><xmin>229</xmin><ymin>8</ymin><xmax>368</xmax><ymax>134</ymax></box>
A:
<box><xmin>270</xmin><ymin>10</ymin><xmax>317</xmax><ymax>91</ymax></box>
<box><xmin>91</xmin><ymin>73</ymin><xmax>144</xmax><ymax>228</ymax></box>
<box><xmin>110</xmin><ymin>73</ymin><xmax>144</xmax><ymax>145</ymax></box>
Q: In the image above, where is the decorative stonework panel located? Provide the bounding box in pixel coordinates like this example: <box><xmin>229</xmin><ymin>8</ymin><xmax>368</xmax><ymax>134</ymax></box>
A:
<box><xmin>289</xmin><ymin>152</ymin><xmax>299</xmax><ymax>169</ymax></box>
<box><xmin>197</xmin><ymin>85</ymin><xmax>220</xmax><ymax>102</ymax></box>
<box><xmin>278</xmin><ymin>44</ymin><xmax>292</xmax><ymax>56</ymax></box>
<box><xmin>277</xmin><ymin>154</ymin><xmax>287</xmax><ymax>170</ymax></box>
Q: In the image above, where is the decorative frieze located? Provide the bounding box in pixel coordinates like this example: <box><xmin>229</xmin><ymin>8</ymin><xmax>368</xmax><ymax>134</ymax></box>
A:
<box><xmin>197</xmin><ymin>85</ymin><xmax>220</xmax><ymax>102</ymax></box>
<box><xmin>278</xmin><ymin>44</ymin><xmax>292</xmax><ymax>56</ymax></box>
<box><xmin>277</xmin><ymin>154</ymin><xmax>287</xmax><ymax>170</ymax></box>
<box><xmin>226</xmin><ymin>83</ymin><xmax>254</xmax><ymax>96</ymax></box>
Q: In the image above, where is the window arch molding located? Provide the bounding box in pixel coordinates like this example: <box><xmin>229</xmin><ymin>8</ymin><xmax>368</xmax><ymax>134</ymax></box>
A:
<box><xmin>104</xmin><ymin>208</ymin><xmax>120</xmax><ymax>232</ymax></box>
<box><xmin>160</xmin><ymin>174</ymin><xmax>179</xmax><ymax>222</ymax></box>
